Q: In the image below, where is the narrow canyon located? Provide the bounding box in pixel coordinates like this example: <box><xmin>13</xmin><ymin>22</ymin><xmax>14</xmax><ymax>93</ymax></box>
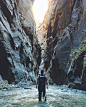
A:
<box><xmin>0</xmin><ymin>0</ymin><xmax>86</xmax><ymax>91</ymax></box>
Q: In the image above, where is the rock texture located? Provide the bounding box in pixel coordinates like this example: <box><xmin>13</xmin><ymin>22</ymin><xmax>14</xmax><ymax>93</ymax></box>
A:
<box><xmin>37</xmin><ymin>0</ymin><xmax>72</xmax><ymax>84</ymax></box>
<box><xmin>37</xmin><ymin>0</ymin><xmax>86</xmax><ymax>86</ymax></box>
<box><xmin>17</xmin><ymin>0</ymin><xmax>41</xmax><ymax>76</ymax></box>
<box><xmin>67</xmin><ymin>0</ymin><xmax>86</xmax><ymax>90</ymax></box>
<box><xmin>1</xmin><ymin>0</ymin><xmax>86</xmax><ymax>91</ymax></box>
<box><xmin>0</xmin><ymin>0</ymin><xmax>41</xmax><ymax>83</ymax></box>
<box><xmin>36</xmin><ymin>0</ymin><xmax>53</xmax><ymax>75</ymax></box>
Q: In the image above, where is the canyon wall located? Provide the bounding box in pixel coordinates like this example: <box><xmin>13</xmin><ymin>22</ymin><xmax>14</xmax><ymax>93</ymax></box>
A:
<box><xmin>1</xmin><ymin>0</ymin><xmax>86</xmax><ymax>90</ymax></box>
<box><xmin>37</xmin><ymin>0</ymin><xmax>86</xmax><ymax>88</ymax></box>
<box><xmin>0</xmin><ymin>0</ymin><xmax>41</xmax><ymax>83</ymax></box>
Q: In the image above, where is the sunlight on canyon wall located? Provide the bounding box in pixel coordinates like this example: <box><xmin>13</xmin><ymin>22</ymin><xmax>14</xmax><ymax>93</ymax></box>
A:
<box><xmin>33</xmin><ymin>0</ymin><xmax>48</xmax><ymax>27</ymax></box>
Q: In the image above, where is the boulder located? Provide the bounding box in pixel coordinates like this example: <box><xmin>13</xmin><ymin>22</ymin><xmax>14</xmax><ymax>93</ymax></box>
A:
<box><xmin>68</xmin><ymin>82</ymin><xmax>75</xmax><ymax>88</ymax></box>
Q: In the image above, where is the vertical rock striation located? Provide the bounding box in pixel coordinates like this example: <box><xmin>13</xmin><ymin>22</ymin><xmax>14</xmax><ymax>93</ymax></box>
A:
<box><xmin>45</xmin><ymin>0</ymin><xmax>73</xmax><ymax>84</ymax></box>
<box><xmin>17</xmin><ymin>0</ymin><xmax>41</xmax><ymax>77</ymax></box>
<box><xmin>67</xmin><ymin>0</ymin><xmax>86</xmax><ymax>90</ymax></box>
<box><xmin>0</xmin><ymin>0</ymin><xmax>41</xmax><ymax>83</ymax></box>
<box><xmin>1</xmin><ymin>0</ymin><xmax>86</xmax><ymax>90</ymax></box>
<box><xmin>37</xmin><ymin>0</ymin><xmax>86</xmax><ymax>86</ymax></box>
<box><xmin>37</xmin><ymin>0</ymin><xmax>73</xmax><ymax>84</ymax></box>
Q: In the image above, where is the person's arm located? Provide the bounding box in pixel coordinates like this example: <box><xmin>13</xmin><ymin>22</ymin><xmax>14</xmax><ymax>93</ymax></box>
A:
<box><xmin>45</xmin><ymin>77</ymin><xmax>48</xmax><ymax>89</ymax></box>
<box><xmin>36</xmin><ymin>76</ymin><xmax>39</xmax><ymax>88</ymax></box>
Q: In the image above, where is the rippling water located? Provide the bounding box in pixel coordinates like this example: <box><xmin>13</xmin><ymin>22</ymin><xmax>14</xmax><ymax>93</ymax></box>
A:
<box><xmin>0</xmin><ymin>85</ymin><xmax>86</xmax><ymax>107</ymax></box>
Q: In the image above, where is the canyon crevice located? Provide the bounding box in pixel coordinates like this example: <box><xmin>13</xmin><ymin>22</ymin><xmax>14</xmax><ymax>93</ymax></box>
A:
<box><xmin>0</xmin><ymin>0</ymin><xmax>86</xmax><ymax>91</ymax></box>
<box><xmin>37</xmin><ymin>0</ymin><xmax>86</xmax><ymax>90</ymax></box>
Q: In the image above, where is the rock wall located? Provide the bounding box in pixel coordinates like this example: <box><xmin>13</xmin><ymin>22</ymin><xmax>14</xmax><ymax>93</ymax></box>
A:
<box><xmin>0</xmin><ymin>0</ymin><xmax>41</xmax><ymax>83</ymax></box>
<box><xmin>1</xmin><ymin>0</ymin><xmax>86</xmax><ymax>89</ymax></box>
<box><xmin>37</xmin><ymin>0</ymin><xmax>86</xmax><ymax>86</ymax></box>
<box><xmin>36</xmin><ymin>0</ymin><xmax>52</xmax><ymax>72</ymax></box>
<box><xmin>47</xmin><ymin>0</ymin><xmax>75</xmax><ymax>84</ymax></box>
<box><xmin>17</xmin><ymin>0</ymin><xmax>41</xmax><ymax>76</ymax></box>
<box><xmin>49</xmin><ymin>0</ymin><xmax>86</xmax><ymax>85</ymax></box>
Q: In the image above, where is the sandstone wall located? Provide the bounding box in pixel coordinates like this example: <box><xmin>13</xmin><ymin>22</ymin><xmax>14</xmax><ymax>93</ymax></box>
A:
<box><xmin>0</xmin><ymin>0</ymin><xmax>41</xmax><ymax>83</ymax></box>
<box><xmin>67</xmin><ymin>0</ymin><xmax>86</xmax><ymax>90</ymax></box>
<box><xmin>36</xmin><ymin>0</ymin><xmax>53</xmax><ymax>74</ymax></box>
<box><xmin>17</xmin><ymin>0</ymin><xmax>41</xmax><ymax>76</ymax></box>
<box><xmin>49</xmin><ymin>0</ymin><xmax>86</xmax><ymax>85</ymax></box>
<box><xmin>37</xmin><ymin>0</ymin><xmax>86</xmax><ymax>85</ymax></box>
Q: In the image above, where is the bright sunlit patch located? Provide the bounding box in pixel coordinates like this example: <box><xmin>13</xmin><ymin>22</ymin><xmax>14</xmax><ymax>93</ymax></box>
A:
<box><xmin>33</xmin><ymin>0</ymin><xmax>48</xmax><ymax>26</ymax></box>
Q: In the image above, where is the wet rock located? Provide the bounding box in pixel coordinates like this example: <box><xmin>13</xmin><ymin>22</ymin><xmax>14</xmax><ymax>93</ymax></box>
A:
<box><xmin>68</xmin><ymin>82</ymin><xmax>75</xmax><ymax>88</ymax></box>
<box><xmin>17</xmin><ymin>81</ymin><xmax>33</xmax><ymax>89</ymax></box>
<box><xmin>18</xmin><ymin>81</ymin><xmax>32</xmax><ymax>86</ymax></box>
<box><xmin>0</xmin><ymin>78</ymin><xmax>8</xmax><ymax>89</ymax></box>
<box><xmin>81</xmin><ymin>82</ymin><xmax>86</xmax><ymax>91</ymax></box>
<box><xmin>0</xmin><ymin>75</ymin><xmax>2</xmax><ymax>81</ymax></box>
<box><xmin>73</xmin><ymin>83</ymin><xmax>81</xmax><ymax>90</ymax></box>
<box><xmin>53</xmin><ymin>83</ymin><xmax>57</xmax><ymax>86</ymax></box>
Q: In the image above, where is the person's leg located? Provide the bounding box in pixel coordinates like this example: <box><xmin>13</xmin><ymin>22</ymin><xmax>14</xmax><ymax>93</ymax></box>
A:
<box><xmin>39</xmin><ymin>90</ymin><xmax>41</xmax><ymax>101</ymax></box>
<box><xmin>43</xmin><ymin>88</ymin><xmax>46</xmax><ymax>101</ymax></box>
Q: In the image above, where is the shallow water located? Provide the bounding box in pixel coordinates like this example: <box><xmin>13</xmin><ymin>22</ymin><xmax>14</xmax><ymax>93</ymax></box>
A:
<box><xmin>0</xmin><ymin>85</ymin><xmax>86</xmax><ymax>107</ymax></box>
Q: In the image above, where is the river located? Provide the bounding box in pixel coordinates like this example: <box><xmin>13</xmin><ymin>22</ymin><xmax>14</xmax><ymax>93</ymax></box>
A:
<box><xmin>0</xmin><ymin>85</ymin><xmax>86</xmax><ymax>107</ymax></box>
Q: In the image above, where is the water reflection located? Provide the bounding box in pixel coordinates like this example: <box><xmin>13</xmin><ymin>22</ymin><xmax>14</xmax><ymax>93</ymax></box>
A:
<box><xmin>0</xmin><ymin>85</ymin><xmax>86</xmax><ymax>107</ymax></box>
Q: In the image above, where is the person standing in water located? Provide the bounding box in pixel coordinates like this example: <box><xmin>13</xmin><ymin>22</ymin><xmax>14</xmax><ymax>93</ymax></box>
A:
<box><xmin>36</xmin><ymin>69</ymin><xmax>48</xmax><ymax>101</ymax></box>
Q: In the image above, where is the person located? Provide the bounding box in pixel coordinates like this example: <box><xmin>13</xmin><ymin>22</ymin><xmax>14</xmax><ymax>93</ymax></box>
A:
<box><xmin>36</xmin><ymin>69</ymin><xmax>48</xmax><ymax>101</ymax></box>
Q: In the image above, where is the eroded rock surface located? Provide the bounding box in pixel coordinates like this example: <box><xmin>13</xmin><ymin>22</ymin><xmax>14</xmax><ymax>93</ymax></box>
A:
<box><xmin>1</xmin><ymin>0</ymin><xmax>86</xmax><ymax>91</ymax></box>
<box><xmin>37</xmin><ymin>0</ymin><xmax>86</xmax><ymax>86</ymax></box>
<box><xmin>0</xmin><ymin>0</ymin><xmax>41</xmax><ymax>83</ymax></box>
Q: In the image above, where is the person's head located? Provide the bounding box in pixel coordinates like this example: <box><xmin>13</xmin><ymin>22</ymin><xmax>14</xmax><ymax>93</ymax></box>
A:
<box><xmin>41</xmin><ymin>70</ymin><xmax>44</xmax><ymax>75</ymax></box>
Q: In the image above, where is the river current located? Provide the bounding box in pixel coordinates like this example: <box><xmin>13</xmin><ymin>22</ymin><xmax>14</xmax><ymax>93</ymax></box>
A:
<box><xmin>0</xmin><ymin>85</ymin><xmax>86</xmax><ymax>107</ymax></box>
